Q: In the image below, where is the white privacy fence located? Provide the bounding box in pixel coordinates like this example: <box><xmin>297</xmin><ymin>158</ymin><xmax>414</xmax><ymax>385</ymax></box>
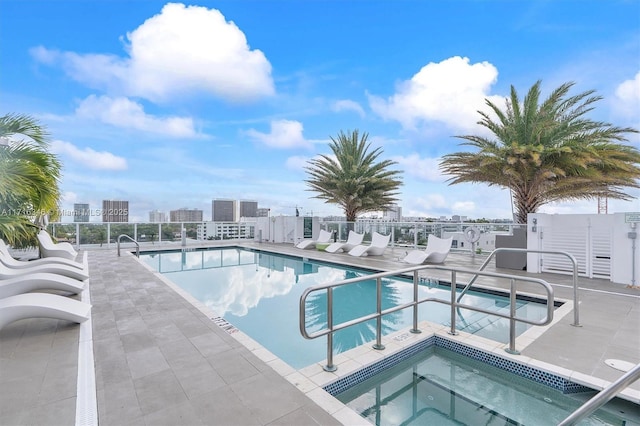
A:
<box><xmin>527</xmin><ymin>213</ymin><xmax>639</xmax><ymax>286</ymax></box>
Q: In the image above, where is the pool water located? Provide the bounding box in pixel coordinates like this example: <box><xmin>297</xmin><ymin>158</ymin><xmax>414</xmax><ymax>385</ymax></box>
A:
<box><xmin>337</xmin><ymin>347</ymin><xmax>638</xmax><ymax>426</ymax></box>
<box><xmin>141</xmin><ymin>247</ymin><xmax>552</xmax><ymax>369</ymax></box>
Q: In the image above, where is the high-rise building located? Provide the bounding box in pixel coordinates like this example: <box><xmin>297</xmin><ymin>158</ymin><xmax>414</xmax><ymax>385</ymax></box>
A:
<box><xmin>383</xmin><ymin>204</ymin><xmax>402</xmax><ymax>222</ymax></box>
<box><xmin>256</xmin><ymin>208</ymin><xmax>270</xmax><ymax>217</ymax></box>
<box><xmin>239</xmin><ymin>200</ymin><xmax>258</xmax><ymax>218</ymax></box>
<box><xmin>73</xmin><ymin>203</ymin><xmax>89</xmax><ymax>222</ymax></box>
<box><xmin>212</xmin><ymin>199</ymin><xmax>236</xmax><ymax>222</ymax></box>
<box><xmin>102</xmin><ymin>200</ymin><xmax>129</xmax><ymax>222</ymax></box>
<box><xmin>170</xmin><ymin>208</ymin><xmax>203</xmax><ymax>222</ymax></box>
<box><xmin>197</xmin><ymin>222</ymin><xmax>254</xmax><ymax>240</ymax></box>
<box><xmin>149</xmin><ymin>210</ymin><xmax>167</xmax><ymax>223</ymax></box>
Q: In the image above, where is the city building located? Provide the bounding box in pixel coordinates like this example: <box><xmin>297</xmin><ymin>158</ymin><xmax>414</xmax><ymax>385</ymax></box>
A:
<box><xmin>212</xmin><ymin>199</ymin><xmax>236</xmax><ymax>222</ymax></box>
<box><xmin>256</xmin><ymin>208</ymin><xmax>270</xmax><ymax>217</ymax></box>
<box><xmin>73</xmin><ymin>203</ymin><xmax>89</xmax><ymax>223</ymax></box>
<box><xmin>149</xmin><ymin>210</ymin><xmax>167</xmax><ymax>223</ymax></box>
<box><xmin>102</xmin><ymin>200</ymin><xmax>129</xmax><ymax>222</ymax></box>
<box><xmin>239</xmin><ymin>200</ymin><xmax>258</xmax><ymax>219</ymax></box>
<box><xmin>170</xmin><ymin>208</ymin><xmax>203</xmax><ymax>222</ymax></box>
<box><xmin>382</xmin><ymin>204</ymin><xmax>402</xmax><ymax>222</ymax></box>
<box><xmin>197</xmin><ymin>221</ymin><xmax>254</xmax><ymax>240</ymax></box>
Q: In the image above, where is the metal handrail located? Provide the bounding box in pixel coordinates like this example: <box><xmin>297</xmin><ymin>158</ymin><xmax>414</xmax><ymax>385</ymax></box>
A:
<box><xmin>558</xmin><ymin>362</ymin><xmax>640</xmax><ymax>425</ymax></box>
<box><xmin>299</xmin><ymin>264</ymin><xmax>554</xmax><ymax>372</ymax></box>
<box><xmin>117</xmin><ymin>234</ymin><xmax>139</xmax><ymax>257</ymax></box>
<box><xmin>456</xmin><ymin>248</ymin><xmax>580</xmax><ymax>326</ymax></box>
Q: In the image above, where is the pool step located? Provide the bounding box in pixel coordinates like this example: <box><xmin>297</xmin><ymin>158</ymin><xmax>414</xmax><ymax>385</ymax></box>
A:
<box><xmin>413</xmin><ymin>372</ymin><xmax>523</xmax><ymax>425</ymax></box>
<box><xmin>342</xmin><ymin>349</ymin><xmax>618</xmax><ymax>426</ymax></box>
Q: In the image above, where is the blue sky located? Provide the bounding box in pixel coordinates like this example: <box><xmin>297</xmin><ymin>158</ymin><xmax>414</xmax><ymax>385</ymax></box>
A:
<box><xmin>2</xmin><ymin>0</ymin><xmax>639</xmax><ymax>222</ymax></box>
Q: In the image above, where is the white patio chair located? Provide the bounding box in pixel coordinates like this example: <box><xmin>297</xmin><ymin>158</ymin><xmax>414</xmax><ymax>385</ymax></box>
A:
<box><xmin>0</xmin><ymin>272</ymin><xmax>86</xmax><ymax>299</ymax></box>
<box><xmin>0</xmin><ymin>239</ymin><xmax>86</xmax><ymax>271</ymax></box>
<box><xmin>37</xmin><ymin>230</ymin><xmax>78</xmax><ymax>261</ymax></box>
<box><xmin>296</xmin><ymin>229</ymin><xmax>334</xmax><ymax>250</ymax></box>
<box><xmin>402</xmin><ymin>236</ymin><xmax>453</xmax><ymax>265</ymax></box>
<box><xmin>0</xmin><ymin>251</ymin><xmax>88</xmax><ymax>281</ymax></box>
<box><xmin>324</xmin><ymin>231</ymin><xmax>365</xmax><ymax>253</ymax></box>
<box><xmin>348</xmin><ymin>232</ymin><xmax>391</xmax><ymax>257</ymax></box>
<box><xmin>0</xmin><ymin>293</ymin><xmax>91</xmax><ymax>330</ymax></box>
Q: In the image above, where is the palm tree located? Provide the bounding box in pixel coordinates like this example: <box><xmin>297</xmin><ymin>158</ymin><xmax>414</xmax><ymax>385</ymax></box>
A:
<box><xmin>0</xmin><ymin>113</ymin><xmax>62</xmax><ymax>247</ymax></box>
<box><xmin>305</xmin><ymin>130</ymin><xmax>402</xmax><ymax>223</ymax></box>
<box><xmin>440</xmin><ymin>81</ymin><xmax>640</xmax><ymax>223</ymax></box>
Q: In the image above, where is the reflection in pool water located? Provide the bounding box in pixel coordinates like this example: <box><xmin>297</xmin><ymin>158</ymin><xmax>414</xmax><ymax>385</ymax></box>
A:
<box><xmin>141</xmin><ymin>247</ymin><xmax>548</xmax><ymax>369</ymax></box>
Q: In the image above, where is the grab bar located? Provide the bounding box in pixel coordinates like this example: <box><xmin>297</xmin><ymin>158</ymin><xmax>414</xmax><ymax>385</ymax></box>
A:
<box><xmin>559</xmin><ymin>362</ymin><xmax>640</xmax><ymax>425</ymax></box>
<box><xmin>117</xmin><ymin>234</ymin><xmax>139</xmax><ymax>257</ymax></box>
<box><xmin>456</xmin><ymin>248</ymin><xmax>580</xmax><ymax>326</ymax></box>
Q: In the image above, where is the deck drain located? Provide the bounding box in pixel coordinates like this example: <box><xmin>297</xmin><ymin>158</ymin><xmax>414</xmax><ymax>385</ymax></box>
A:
<box><xmin>211</xmin><ymin>316</ymin><xmax>238</xmax><ymax>334</ymax></box>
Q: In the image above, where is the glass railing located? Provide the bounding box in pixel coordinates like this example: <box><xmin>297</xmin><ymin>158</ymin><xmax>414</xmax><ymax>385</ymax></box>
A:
<box><xmin>46</xmin><ymin>219</ymin><xmax>521</xmax><ymax>254</ymax></box>
<box><xmin>46</xmin><ymin>221</ymin><xmax>258</xmax><ymax>249</ymax></box>
<box><xmin>319</xmin><ymin>220</ymin><xmax>522</xmax><ymax>253</ymax></box>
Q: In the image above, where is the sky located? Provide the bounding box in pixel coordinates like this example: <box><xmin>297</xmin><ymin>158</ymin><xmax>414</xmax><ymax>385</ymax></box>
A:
<box><xmin>1</xmin><ymin>0</ymin><xmax>639</xmax><ymax>222</ymax></box>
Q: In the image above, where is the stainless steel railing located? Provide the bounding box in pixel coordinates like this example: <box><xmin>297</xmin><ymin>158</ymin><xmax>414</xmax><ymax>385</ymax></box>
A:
<box><xmin>117</xmin><ymin>234</ymin><xmax>139</xmax><ymax>257</ymax></box>
<box><xmin>456</xmin><ymin>248</ymin><xmax>580</xmax><ymax>326</ymax></box>
<box><xmin>299</xmin><ymin>264</ymin><xmax>554</xmax><ymax>372</ymax></box>
<box><xmin>559</xmin><ymin>362</ymin><xmax>640</xmax><ymax>425</ymax></box>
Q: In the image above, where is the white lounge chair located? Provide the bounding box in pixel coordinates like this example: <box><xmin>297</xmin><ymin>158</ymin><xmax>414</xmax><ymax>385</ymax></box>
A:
<box><xmin>0</xmin><ymin>252</ymin><xmax>88</xmax><ymax>281</ymax></box>
<box><xmin>296</xmin><ymin>229</ymin><xmax>334</xmax><ymax>250</ymax></box>
<box><xmin>348</xmin><ymin>232</ymin><xmax>391</xmax><ymax>257</ymax></box>
<box><xmin>402</xmin><ymin>235</ymin><xmax>453</xmax><ymax>265</ymax></box>
<box><xmin>0</xmin><ymin>239</ymin><xmax>86</xmax><ymax>271</ymax></box>
<box><xmin>0</xmin><ymin>272</ymin><xmax>86</xmax><ymax>299</ymax></box>
<box><xmin>325</xmin><ymin>231</ymin><xmax>365</xmax><ymax>253</ymax></box>
<box><xmin>0</xmin><ymin>293</ymin><xmax>91</xmax><ymax>330</ymax></box>
<box><xmin>37</xmin><ymin>230</ymin><xmax>78</xmax><ymax>261</ymax></box>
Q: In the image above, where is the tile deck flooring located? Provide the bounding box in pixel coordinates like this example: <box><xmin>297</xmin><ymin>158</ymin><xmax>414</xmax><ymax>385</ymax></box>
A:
<box><xmin>1</xmin><ymin>241</ymin><xmax>638</xmax><ymax>425</ymax></box>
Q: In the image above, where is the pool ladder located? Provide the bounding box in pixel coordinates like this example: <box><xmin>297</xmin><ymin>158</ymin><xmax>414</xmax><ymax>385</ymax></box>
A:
<box><xmin>117</xmin><ymin>234</ymin><xmax>139</xmax><ymax>257</ymax></box>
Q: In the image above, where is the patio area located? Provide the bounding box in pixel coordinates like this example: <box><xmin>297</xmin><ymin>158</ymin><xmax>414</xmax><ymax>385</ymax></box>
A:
<box><xmin>1</xmin><ymin>242</ymin><xmax>638</xmax><ymax>425</ymax></box>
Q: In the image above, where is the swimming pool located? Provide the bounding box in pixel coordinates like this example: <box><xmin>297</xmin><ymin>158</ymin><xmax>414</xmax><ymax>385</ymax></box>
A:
<box><xmin>333</xmin><ymin>340</ymin><xmax>639</xmax><ymax>425</ymax></box>
<box><xmin>141</xmin><ymin>247</ymin><xmax>554</xmax><ymax>369</ymax></box>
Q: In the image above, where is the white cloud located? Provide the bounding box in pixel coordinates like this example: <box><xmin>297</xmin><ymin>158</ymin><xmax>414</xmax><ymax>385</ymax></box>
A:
<box><xmin>331</xmin><ymin>99</ymin><xmax>365</xmax><ymax>117</ymax></box>
<box><xmin>452</xmin><ymin>201</ymin><xmax>475</xmax><ymax>212</ymax></box>
<box><xmin>393</xmin><ymin>154</ymin><xmax>446</xmax><ymax>182</ymax></box>
<box><xmin>61</xmin><ymin>191</ymin><xmax>78</xmax><ymax>203</ymax></box>
<box><xmin>245</xmin><ymin>120</ymin><xmax>313</xmax><ymax>149</ymax></box>
<box><xmin>414</xmin><ymin>193</ymin><xmax>448</xmax><ymax>211</ymax></box>
<box><xmin>368</xmin><ymin>56</ymin><xmax>503</xmax><ymax>131</ymax></box>
<box><xmin>51</xmin><ymin>140</ymin><xmax>128</xmax><ymax>170</ymax></box>
<box><xmin>76</xmin><ymin>95</ymin><xmax>198</xmax><ymax>137</ymax></box>
<box><xmin>285</xmin><ymin>155</ymin><xmax>309</xmax><ymax>171</ymax></box>
<box><xmin>30</xmin><ymin>45</ymin><xmax>58</xmax><ymax>65</ymax></box>
<box><xmin>613</xmin><ymin>71</ymin><xmax>640</xmax><ymax>118</ymax></box>
<box><xmin>31</xmin><ymin>3</ymin><xmax>274</xmax><ymax>103</ymax></box>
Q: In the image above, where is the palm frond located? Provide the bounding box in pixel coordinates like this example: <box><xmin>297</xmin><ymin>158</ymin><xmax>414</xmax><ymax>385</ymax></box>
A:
<box><xmin>439</xmin><ymin>81</ymin><xmax>640</xmax><ymax>223</ymax></box>
<box><xmin>305</xmin><ymin>129</ymin><xmax>402</xmax><ymax>221</ymax></box>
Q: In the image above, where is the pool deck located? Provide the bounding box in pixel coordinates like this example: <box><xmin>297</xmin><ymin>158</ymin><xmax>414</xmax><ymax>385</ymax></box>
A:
<box><xmin>1</xmin><ymin>241</ymin><xmax>638</xmax><ymax>425</ymax></box>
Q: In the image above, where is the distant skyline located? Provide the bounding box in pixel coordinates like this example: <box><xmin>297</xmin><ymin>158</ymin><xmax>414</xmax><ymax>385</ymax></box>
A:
<box><xmin>2</xmin><ymin>1</ymin><xmax>639</xmax><ymax>222</ymax></box>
